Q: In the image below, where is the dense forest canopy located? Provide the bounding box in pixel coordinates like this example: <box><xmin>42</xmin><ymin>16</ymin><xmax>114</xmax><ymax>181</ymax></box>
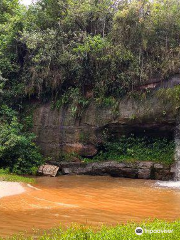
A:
<box><xmin>0</xmin><ymin>0</ymin><xmax>179</xmax><ymax>174</ymax></box>
<box><xmin>0</xmin><ymin>0</ymin><xmax>180</xmax><ymax>105</ymax></box>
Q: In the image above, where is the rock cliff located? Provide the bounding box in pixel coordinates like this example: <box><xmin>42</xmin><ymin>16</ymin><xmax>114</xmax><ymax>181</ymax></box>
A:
<box><xmin>33</xmin><ymin>85</ymin><xmax>177</xmax><ymax>159</ymax></box>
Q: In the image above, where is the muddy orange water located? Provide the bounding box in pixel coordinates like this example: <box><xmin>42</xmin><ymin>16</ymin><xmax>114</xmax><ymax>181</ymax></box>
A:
<box><xmin>1</xmin><ymin>175</ymin><xmax>180</xmax><ymax>237</ymax></box>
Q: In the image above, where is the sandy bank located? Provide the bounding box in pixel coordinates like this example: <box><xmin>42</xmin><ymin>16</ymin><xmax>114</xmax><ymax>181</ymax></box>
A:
<box><xmin>0</xmin><ymin>181</ymin><xmax>25</xmax><ymax>199</ymax></box>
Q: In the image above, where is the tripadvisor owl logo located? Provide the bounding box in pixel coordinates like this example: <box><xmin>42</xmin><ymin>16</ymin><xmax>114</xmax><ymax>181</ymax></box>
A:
<box><xmin>135</xmin><ymin>227</ymin><xmax>143</xmax><ymax>235</ymax></box>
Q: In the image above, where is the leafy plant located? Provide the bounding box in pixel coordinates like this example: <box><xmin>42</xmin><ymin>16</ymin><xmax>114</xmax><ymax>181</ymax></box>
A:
<box><xmin>0</xmin><ymin>106</ymin><xmax>44</xmax><ymax>174</ymax></box>
<box><xmin>83</xmin><ymin>135</ymin><xmax>174</xmax><ymax>166</ymax></box>
<box><xmin>52</xmin><ymin>87</ymin><xmax>90</xmax><ymax>118</ymax></box>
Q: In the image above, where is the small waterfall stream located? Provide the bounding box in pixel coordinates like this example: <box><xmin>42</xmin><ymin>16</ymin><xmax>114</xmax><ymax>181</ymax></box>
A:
<box><xmin>156</xmin><ymin>123</ymin><xmax>180</xmax><ymax>188</ymax></box>
<box><xmin>175</xmin><ymin>124</ymin><xmax>180</xmax><ymax>181</ymax></box>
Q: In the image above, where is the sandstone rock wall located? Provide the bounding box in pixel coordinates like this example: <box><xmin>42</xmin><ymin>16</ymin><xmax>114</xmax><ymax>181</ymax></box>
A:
<box><xmin>33</xmin><ymin>93</ymin><xmax>176</xmax><ymax>159</ymax></box>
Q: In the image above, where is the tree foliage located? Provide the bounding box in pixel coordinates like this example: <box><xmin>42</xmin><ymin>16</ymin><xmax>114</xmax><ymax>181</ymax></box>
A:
<box><xmin>0</xmin><ymin>0</ymin><xmax>179</xmax><ymax>173</ymax></box>
<box><xmin>1</xmin><ymin>0</ymin><xmax>180</xmax><ymax>102</ymax></box>
<box><xmin>0</xmin><ymin>105</ymin><xmax>43</xmax><ymax>174</ymax></box>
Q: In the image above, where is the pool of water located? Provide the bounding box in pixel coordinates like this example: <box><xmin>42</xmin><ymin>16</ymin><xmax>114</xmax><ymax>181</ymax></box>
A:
<box><xmin>0</xmin><ymin>175</ymin><xmax>180</xmax><ymax>237</ymax></box>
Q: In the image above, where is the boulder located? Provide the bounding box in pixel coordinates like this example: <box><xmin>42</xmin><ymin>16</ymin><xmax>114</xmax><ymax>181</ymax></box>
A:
<box><xmin>38</xmin><ymin>164</ymin><xmax>59</xmax><ymax>177</ymax></box>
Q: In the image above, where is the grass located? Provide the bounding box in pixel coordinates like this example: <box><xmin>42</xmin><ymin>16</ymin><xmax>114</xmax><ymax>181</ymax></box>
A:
<box><xmin>0</xmin><ymin>169</ymin><xmax>35</xmax><ymax>183</ymax></box>
<box><xmin>2</xmin><ymin>220</ymin><xmax>180</xmax><ymax>240</ymax></box>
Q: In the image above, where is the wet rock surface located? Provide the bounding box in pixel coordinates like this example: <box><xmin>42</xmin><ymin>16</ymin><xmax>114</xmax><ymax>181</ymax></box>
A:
<box><xmin>42</xmin><ymin>161</ymin><xmax>175</xmax><ymax>180</ymax></box>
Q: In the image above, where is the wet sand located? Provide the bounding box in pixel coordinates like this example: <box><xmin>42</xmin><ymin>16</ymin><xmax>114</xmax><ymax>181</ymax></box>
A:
<box><xmin>0</xmin><ymin>181</ymin><xmax>25</xmax><ymax>199</ymax></box>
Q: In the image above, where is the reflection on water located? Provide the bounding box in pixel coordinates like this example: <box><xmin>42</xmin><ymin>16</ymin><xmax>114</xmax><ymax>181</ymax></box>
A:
<box><xmin>1</xmin><ymin>175</ymin><xmax>180</xmax><ymax>237</ymax></box>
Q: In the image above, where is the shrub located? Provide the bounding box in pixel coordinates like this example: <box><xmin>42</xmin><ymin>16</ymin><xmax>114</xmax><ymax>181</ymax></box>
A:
<box><xmin>84</xmin><ymin>135</ymin><xmax>174</xmax><ymax>165</ymax></box>
<box><xmin>0</xmin><ymin>106</ymin><xmax>43</xmax><ymax>174</ymax></box>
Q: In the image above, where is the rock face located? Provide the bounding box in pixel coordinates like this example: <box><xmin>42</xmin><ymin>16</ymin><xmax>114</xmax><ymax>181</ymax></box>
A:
<box><xmin>45</xmin><ymin>161</ymin><xmax>175</xmax><ymax>180</ymax></box>
<box><xmin>62</xmin><ymin>143</ymin><xmax>97</xmax><ymax>157</ymax></box>
<box><xmin>33</xmin><ymin>94</ymin><xmax>176</xmax><ymax>160</ymax></box>
<box><xmin>32</xmin><ymin>76</ymin><xmax>180</xmax><ymax>180</ymax></box>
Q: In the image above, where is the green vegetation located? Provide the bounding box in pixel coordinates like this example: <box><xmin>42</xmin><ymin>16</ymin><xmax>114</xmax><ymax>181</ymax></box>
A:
<box><xmin>1</xmin><ymin>0</ymin><xmax>180</xmax><ymax>103</ymax></box>
<box><xmin>3</xmin><ymin>220</ymin><xmax>180</xmax><ymax>240</ymax></box>
<box><xmin>0</xmin><ymin>105</ymin><xmax>43</xmax><ymax>175</ymax></box>
<box><xmin>0</xmin><ymin>0</ymin><xmax>179</xmax><ymax>173</ymax></box>
<box><xmin>0</xmin><ymin>2</ymin><xmax>179</xmax><ymax>238</ymax></box>
<box><xmin>52</xmin><ymin>87</ymin><xmax>90</xmax><ymax>117</ymax></box>
<box><xmin>0</xmin><ymin>169</ymin><xmax>35</xmax><ymax>183</ymax></box>
<box><xmin>83</xmin><ymin>136</ymin><xmax>174</xmax><ymax>165</ymax></box>
<box><xmin>156</xmin><ymin>85</ymin><xmax>180</xmax><ymax>115</ymax></box>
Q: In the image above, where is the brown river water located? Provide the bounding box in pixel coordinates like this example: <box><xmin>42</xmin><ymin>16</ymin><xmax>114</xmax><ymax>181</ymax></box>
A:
<box><xmin>1</xmin><ymin>175</ymin><xmax>180</xmax><ymax>237</ymax></box>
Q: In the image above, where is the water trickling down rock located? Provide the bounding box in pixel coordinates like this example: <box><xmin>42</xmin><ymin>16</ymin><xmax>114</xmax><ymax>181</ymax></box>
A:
<box><xmin>175</xmin><ymin>124</ymin><xmax>180</xmax><ymax>181</ymax></box>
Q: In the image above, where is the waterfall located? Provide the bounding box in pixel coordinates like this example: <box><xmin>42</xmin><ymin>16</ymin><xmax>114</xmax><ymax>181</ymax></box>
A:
<box><xmin>155</xmin><ymin>123</ymin><xmax>180</xmax><ymax>188</ymax></box>
<box><xmin>175</xmin><ymin>124</ymin><xmax>180</xmax><ymax>181</ymax></box>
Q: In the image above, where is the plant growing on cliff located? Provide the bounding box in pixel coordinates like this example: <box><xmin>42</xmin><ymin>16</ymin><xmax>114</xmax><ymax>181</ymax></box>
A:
<box><xmin>156</xmin><ymin>85</ymin><xmax>180</xmax><ymax>116</ymax></box>
<box><xmin>52</xmin><ymin>87</ymin><xmax>90</xmax><ymax>118</ymax></box>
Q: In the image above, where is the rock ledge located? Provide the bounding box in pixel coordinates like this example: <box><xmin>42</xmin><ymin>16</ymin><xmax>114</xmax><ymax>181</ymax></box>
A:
<box><xmin>38</xmin><ymin>161</ymin><xmax>175</xmax><ymax>180</ymax></box>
